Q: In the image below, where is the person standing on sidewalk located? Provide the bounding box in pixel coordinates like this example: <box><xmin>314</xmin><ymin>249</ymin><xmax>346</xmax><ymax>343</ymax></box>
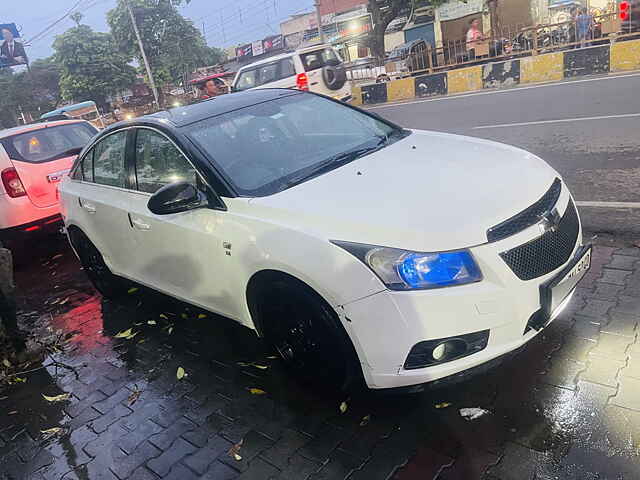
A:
<box><xmin>576</xmin><ymin>8</ymin><xmax>594</xmax><ymax>47</ymax></box>
<box><xmin>466</xmin><ymin>18</ymin><xmax>484</xmax><ymax>61</ymax></box>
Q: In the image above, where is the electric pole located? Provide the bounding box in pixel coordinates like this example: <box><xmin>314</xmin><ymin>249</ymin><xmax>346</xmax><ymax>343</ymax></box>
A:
<box><xmin>126</xmin><ymin>0</ymin><xmax>160</xmax><ymax>109</ymax></box>
<box><xmin>314</xmin><ymin>0</ymin><xmax>326</xmax><ymax>43</ymax></box>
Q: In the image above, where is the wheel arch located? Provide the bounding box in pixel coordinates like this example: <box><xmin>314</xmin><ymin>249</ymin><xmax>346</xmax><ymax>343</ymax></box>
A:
<box><xmin>245</xmin><ymin>269</ymin><xmax>341</xmax><ymax>338</ymax></box>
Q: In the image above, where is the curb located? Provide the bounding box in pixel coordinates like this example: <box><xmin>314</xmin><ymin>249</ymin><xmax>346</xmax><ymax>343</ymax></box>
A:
<box><xmin>351</xmin><ymin>38</ymin><xmax>640</xmax><ymax>107</ymax></box>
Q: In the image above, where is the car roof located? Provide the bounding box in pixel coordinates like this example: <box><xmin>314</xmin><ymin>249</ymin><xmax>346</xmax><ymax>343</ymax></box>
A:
<box><xmin>236</xmin><ymin>44</ymin><xmax>332</xmax><ymax>72</ymax></box>
<box><xmin>0</xmin><ymin>119</ymin><xmax>87</xmax><ymax>140</ymax></box>
<box><xmin>237</xmin><ymin>52</ymin><xmax>296</xmax><ymax>70</ymax></box>
<box><xmin>105</xmin><ymin>89</ymin><xmax>304</xmax><ymax>130</ymax></box>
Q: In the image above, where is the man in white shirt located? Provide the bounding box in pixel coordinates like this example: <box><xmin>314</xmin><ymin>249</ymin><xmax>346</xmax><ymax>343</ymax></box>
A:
<box><xmin>1</xmin><ymin>28</ymin><xmax>27</xmax><ymax>66</ymax></box>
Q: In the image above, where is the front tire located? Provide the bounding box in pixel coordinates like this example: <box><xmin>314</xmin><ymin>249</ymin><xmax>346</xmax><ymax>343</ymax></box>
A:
<box><xmin>257</xmin><ymin>278</ymin><xmax>361</xmax><ymax>391</ymax></box>
<box><xmin>71</xmin><ymin>231</ymin><xmax>127</xmax><ymax>299</ymax></box>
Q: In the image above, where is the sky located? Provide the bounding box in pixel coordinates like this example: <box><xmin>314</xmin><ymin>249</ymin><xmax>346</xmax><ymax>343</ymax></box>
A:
<box><xmin>4</xmin><ymin>0</ymin><xmax>315</xmax><ymax>61</ymax></box>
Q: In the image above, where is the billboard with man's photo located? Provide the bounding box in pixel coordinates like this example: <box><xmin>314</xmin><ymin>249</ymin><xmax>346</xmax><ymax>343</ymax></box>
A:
<box><xmin>0</xmin><ymin>23</ymin><xmax>28</xmax><ymax>69</ymax></box>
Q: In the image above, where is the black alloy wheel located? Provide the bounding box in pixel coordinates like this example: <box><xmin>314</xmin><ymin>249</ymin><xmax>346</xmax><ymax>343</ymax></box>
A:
<box><xmin>259</xmin><ymin>280</ymin><xmax>360</xmax><ymax>391</ymax></box>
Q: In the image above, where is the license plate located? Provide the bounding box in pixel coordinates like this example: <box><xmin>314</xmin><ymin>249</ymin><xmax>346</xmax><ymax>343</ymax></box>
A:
<box><xmin>541</xmin><ymin>245</ymin><xmax>592</xmax><ymax>320</ymax></box>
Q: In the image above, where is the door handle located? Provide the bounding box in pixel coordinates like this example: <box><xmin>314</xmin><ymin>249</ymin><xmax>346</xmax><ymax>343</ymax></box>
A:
<box><xmin>80</xmin><ymin>200</ymin><xmax>96</xmax><ymax>214</ymax></box>
<box><xmin>129</xmin><ymin>215</ymin><xmax>151</xmax><ymax>231</ymax></box>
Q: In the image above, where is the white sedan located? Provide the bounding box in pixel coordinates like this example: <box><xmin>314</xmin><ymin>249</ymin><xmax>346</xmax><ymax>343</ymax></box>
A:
<box><xmin>59</xmin><ymin>89</ymin><xmax>591</xmax><ymax>390</ymax></box>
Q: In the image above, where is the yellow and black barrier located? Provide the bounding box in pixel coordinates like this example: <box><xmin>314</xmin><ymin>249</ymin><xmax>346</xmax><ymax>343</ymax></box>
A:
<box><xmin>352</xmin><ymin>38</ymin><xmax>640</xmax><ymax>107</ymax></box>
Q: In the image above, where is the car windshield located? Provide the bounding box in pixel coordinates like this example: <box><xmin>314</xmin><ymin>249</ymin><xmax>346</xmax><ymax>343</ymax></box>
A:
<box><xmin>1</xmin><ymin>122</ymin><xmax>98</xmax><ymax>164</ymax></box>
<box><xmin>186</xmin><ymin>93</ymin><xmax>406</xmax><ymax>197</ymax></box>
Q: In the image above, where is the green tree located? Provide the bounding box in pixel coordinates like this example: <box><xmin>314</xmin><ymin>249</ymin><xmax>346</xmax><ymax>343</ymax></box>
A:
<box><xmin>53</xmin><ymin>24</ymin><xmax>137</xmax><ymax>109</ymax></box>
<box><xmin>107</xmin><ymin>0</ymin><xmax>225</xmax><ymax>102</ymax></box>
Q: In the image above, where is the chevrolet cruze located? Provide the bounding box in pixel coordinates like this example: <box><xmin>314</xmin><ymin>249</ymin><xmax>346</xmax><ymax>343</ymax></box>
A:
<box><xmin>59</xmin><ymin>89</ymin><xmax>591</xmax><ymax>390</ymax></box>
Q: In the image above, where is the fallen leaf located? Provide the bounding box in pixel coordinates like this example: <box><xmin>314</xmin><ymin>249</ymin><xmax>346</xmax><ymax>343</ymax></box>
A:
<box><xmin>2</xmin><ymin>359</ymin><xmax>11</xmax><ymax>368</ymax></box>
<box><xmin>168</xmin><ymin>327</ymin><xmax>174</xmax><ymax>335</ymax></box>
<box><xmin>137</xmin><ymin>339</ymin><xmax>146</xmax><ymax>344</ymax></box>
<box><xmin>359</xmin><ymin>414</ymin><xmax>371</xmax><ymax>427</ymax></box>
<box><xmin>435</xmin><ymin>402</ymin><xmax>452</xmax><ymax>409</ymax></box>
<box><xmin>42</xmin><ymin>393</ymin><xmax>71</xmax><ymax>403</ymax></box>
<box><xmin>237</xmin><ymin>362</ymin><xmax>250</xmax><ymax>367</ymax></box>
<box><xmin>266</xmin><ymin>356</ymin><xmax>278</xmax><ymax>360</ymax></box>
<box><xmin>197</xmin><ymin>314</ymin><xmax>207</xmax><ymax>319</ymax></box>
<box><xmin>128</xmin><ymin>287</ymin><xmax>139</xmax><ymax>294</ymax></box>
<box><xmin>8</xmin><ymin>410</ymin><xmax>17</xmax><ymax>415</ymax></box>
<box><xmin>159</xmin><ymin>314</ymin><xmax>168</xmax><ymax>320</ymax></box>
<box><xmin>128</xmin><ymin>387</ymin><xmax>142</xmax><ymax>406</ymax></box>
<box><xmin>41</xmin><ymin>427</ymin><xmax>62</xmax><ymax>435</ymax></box>
<box><xmin>10</xmin><ymin>377</ymin><xmax>26</xmax><ymax>384</ymax></box>
<box><xmin>459</xmin><ymin>408</ymin><xmax>490</xmax><ymax>421</ymax></box>
<box><xmin>147</xmin><ymin>320</ymin><xmax>156</xmax><ymax>325</ymax></box>
<box><xmin>59</xmin><ymin>297</ymin><xmax>70</xmax><ymax>305</ymax></box>
<box><xmin>52</xmin><ymin>254</ymin><xmax>63</xmax><ymax>260</ymax></box>
<box><xmin>125</xmin><ymin>331</ymin><xmax>138</xmax><ymax>340</ymax></box>
<box><xmin>228</xmin><ymin>439</ymin><xmax>243</xmax><ymax>461</ymax></box>
<box><xmin>176</xmin><ymin>367</ymin><xmax>185</xmax><ymax>380</ymax></box>
<box><xmin>252</xmin><ymin>364</ymin><xmax>268</xmax><ymax>370</ymax></box>
<box><xmin>114</xmin><ymin>328</ymin><xmax>133</xmax><ymax>339</ymax></box>
<box><xmin>339</xmin><ymin>401</ymin><xmax>348</xmax><ymax>414</ymax></box>
<box><xmin>248</xmin><ymin>388</ymin><xmax>266</xmax><ymax>395</ymax></box>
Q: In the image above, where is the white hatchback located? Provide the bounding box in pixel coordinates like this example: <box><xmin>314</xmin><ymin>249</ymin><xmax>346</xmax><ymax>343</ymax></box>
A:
<box><xmin>59</xmin><ymin>90</ymin><xmax>590</xmax><ymax>391</ymax></box>
<box><xmin>0</xmin><ymin>120</ymin><xmax>97</xmax><ymax>245</ymax></box>
<box><xmin>232</xmin><ymin>44</ymin><xmax>352</xmax><ymax>102</ymax></box>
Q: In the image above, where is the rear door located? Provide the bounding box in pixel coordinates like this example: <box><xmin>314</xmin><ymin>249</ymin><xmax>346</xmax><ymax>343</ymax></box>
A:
<box><xmin>67</xmin><ymin>129</ymin><xmax>139</xmax><ymax>278</ymax></box>
<box><xmin>1</xmin><ymin>122</ymin><xmax>97</xmax><ymax>208</ymax></box>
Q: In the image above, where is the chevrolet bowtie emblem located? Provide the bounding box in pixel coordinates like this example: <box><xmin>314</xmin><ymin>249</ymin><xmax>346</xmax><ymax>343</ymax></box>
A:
<box><xmin>538</xmin><ymin>208</ymin><xmax>561</xmax><ymax>234</ymax></box>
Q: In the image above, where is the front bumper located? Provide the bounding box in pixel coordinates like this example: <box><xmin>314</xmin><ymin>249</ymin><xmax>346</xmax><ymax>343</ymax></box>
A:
<box><xmin>342</xmin><ymin>193</ymin><xmax>585</xmax><ymax>389</ymax></box>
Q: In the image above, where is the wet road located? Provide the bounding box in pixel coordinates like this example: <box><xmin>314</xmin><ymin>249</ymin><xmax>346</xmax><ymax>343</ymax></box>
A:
<box><xmin>2</xmin><ymin>236</ymin><xmax>640</xmax><ymax>479</ymax></box>
<box><xmin>370</xmin><ymin>72</ymin><xmax>640</xmax><ymax>237</ymax></box>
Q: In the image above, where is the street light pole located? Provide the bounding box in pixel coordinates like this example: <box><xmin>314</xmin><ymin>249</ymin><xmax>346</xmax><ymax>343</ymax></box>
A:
<box><xmin>126</xmin><ymin>0</ymin><xmax>160</xmax><ymax>109</ymax></box>
<box><xmin>314</xmin><ymin>0</ymin><xmax>326</xmax><ymax>43</ymax></box>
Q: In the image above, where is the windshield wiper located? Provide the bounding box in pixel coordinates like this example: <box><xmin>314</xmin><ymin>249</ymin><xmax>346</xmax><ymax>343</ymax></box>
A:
<box><xmin>282</xmin><ymin>139</ymin><xmax>388</xmax><ymax>189</ymax></box>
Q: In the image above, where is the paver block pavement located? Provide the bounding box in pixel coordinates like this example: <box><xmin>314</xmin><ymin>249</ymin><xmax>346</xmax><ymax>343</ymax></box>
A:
<box><xmin>147</xmin><ymin>437</ymin><xmax>197</xmax><ymax>477</ymax></box>
<box><xmin>611</xmin><ymin>376</ymin><xmax>640</xmax><ymax>411</ymax></box>
<box><xmin>599</xmin><ymin>268</ymin><xmax>632</xmax><ymax>286</ymax></box>
<box><xmin>578</xmin><ymin>358</ymin><xmax>625</xmax><ymax>388</ymax></box>
<box><xmin>607</xmin><ymin>254</ymin><xmax>639</xmax><ymax>271</ymax></box>
<box><xmin>588</xmin><ymin>332</ymin><xmax>634</xmax><ymax>361</ymax></box>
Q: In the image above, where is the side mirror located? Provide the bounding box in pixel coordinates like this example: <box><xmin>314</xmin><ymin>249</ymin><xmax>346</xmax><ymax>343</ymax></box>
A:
<box><xmin>147</xmin><ymin>182</ymin><xmax>204</xmax><ymax>215</ymax></box>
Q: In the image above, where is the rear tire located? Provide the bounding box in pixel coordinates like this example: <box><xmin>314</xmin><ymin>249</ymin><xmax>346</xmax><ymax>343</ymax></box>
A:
<box><xmin>71</xmin><ymin>231</ymin><xmax>127</xmax><ymax>299</ymax></box>
<box><xmin>257</xmin><ymin>278</ymin><xmax>361</xmax><ymax>392</ymax></box>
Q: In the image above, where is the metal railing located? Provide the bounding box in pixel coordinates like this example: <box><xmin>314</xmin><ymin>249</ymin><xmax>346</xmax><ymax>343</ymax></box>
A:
<box><xmin>346</xmin><ymin>12</ymin><xmax>640</xmax><ymax>85</ymax></box>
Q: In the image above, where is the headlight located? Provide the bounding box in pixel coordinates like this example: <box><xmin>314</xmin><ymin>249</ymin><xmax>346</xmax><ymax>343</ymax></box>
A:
<box><xmin>332</xmin><ymin>241</ymin><xmax>482</xmax><ymax>290</ymax></box>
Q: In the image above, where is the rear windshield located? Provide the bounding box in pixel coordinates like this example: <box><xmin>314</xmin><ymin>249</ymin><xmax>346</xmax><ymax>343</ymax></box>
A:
<box><xmin>300</xmin><ymin>48</ymin><xmax>340</xmax><ymax>71</ymax></box>
<box><xmin>1</xmin><ymin>122</ymin><xmax>97</xmax><ymax>164</ymax></box>
<box><xmin>233</xmin><ymin>57</ymin><xmax>296</xmax><ymax>91</ymax></box>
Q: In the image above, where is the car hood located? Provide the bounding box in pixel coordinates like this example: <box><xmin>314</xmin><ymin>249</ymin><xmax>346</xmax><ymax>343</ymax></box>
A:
<box><xmin>249</xmin><ymin>130</ymin><xmax>559</xmax><ymax>252</ymax></box>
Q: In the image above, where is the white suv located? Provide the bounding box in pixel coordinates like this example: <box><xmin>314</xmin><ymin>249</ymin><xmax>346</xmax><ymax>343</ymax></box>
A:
<box><xmin>232</xmin><ymin>44</ymin><xmax>352</xmax><ymax>102</ymax></box>
<box><xmin>60</xmin><ymin>90</ymin><xmax>590</xmax><ymax>391</ymax></box>
<box><xmin>0</xmin><ymin>120</ymin><xmax>97</xmax><ymax>245</ymax></box>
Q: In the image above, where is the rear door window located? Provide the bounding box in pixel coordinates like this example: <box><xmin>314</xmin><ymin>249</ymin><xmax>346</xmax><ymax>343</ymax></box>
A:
<box><xmin>279</xmin><ymin>57</ymin><xmax>296</xmax><ymax>77</ymax></box>
<box><xmin>93</xmin><ymin>131</ymin><xmax>127</xmax><ymax>188</ymax></box>
<box><xmin>300</xmin><ymin>48</ymin><xmax>340</xmax><ymax>71</ymax></box>
<box><xmin>1</xmin><ymin>122</ymin><xmax>97</xmax><ymax>164</ymax></box>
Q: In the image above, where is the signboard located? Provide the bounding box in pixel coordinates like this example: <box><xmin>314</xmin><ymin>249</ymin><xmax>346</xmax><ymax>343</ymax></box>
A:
<box><xmin>0</xmin><ymin>23</ymin><xmax>27</xmax><ymax>69</ymax></box>
<box><xmin>437</xmin><ymin>0</ymin><xmax>484</xmax><ymax>21</ymax></box>
<box><xmin>236</xmin><ymin>43</ymin><xmax>252</xmax><ymax>58</ymax></box>
<box><xmin>251</xmin><ymin>40</ymin><xmax>264</xmax><ymax>56</ymax></box>
<box><xmin>263</xmin><ymin>35</ymin><xmax>283</xmax><ymax>52</ymax></box>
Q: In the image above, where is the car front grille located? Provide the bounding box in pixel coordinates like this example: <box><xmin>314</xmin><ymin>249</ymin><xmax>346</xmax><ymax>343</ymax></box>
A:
<box><xmin>487</xmin><ymin>178</ymin><xmax>562</xmax><ymax>242</ymax></box>
<box><xmin>500</xmin><ymin>200</ymin><xmax>579</xmax><ymax>281</ymax></box>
